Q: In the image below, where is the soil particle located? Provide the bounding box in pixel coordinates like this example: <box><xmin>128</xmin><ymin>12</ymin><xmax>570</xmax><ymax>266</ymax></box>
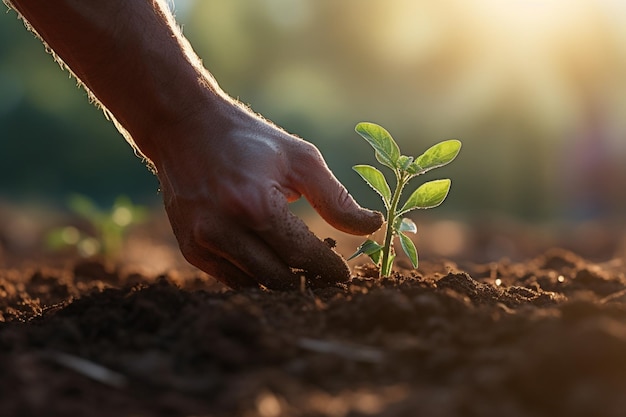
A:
<box><xmin>323</xmin><ymin>237</ymin><xmax>337</xmax><ymax>249</ymax></box>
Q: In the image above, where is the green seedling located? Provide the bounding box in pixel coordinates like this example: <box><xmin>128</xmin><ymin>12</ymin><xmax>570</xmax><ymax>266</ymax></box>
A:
<box><xmin>47</xmin><ymin>194</ymin><xmax>147</xmax><ymax>260</ymax></box>
<box><xmin>349</xmin><ymin>122</ymin><xmax>461</xmax><ymax>277</ymax></box>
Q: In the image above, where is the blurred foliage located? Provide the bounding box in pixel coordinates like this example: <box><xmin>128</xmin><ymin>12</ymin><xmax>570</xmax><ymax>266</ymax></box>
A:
<box><xmin>0</xmin><ymin>11</ymin><xmax>159</xmax><ymax>207</ymax></box>
<box><xmin>2</xmin><ymin>0</ymin><xmax>626</xmax><ymax>221</ymax></box>
<box><xmin>46</xmin><ymin>194</ymin><xmax>148</xmax><ymax>260</ymax></box>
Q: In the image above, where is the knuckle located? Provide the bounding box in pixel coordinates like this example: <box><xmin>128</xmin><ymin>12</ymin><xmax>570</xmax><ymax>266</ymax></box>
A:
<box><xmin>290</xmin><ymin>143</ymin><xmax>328</xmax><ymax>187</ymax></box>
<box><xmin>298</xmin><ymin>143</ymin><xmax>324</xmax><ymax>168</ymax></box>
<box><xmin>177</xmin><ymin>240</ymin><xmax>206</xmax><ymax>268</ymax></box>
<box><xmin>190</xmin><ymin>218</ymin><xmax>220</xmax><ymax>250</ymax></box>
<box><xmin>220</xmin><ymin>186</ymin><xmax>256</xmax><ymax>217</ymax></box>
<box><xmin>220</xmin><ymin>185</ymin><xmax>277</xmax><ymax>230</ymax></box>
<box><xmin>178</xmin><ymin>232</ymin><xmax>204</xmax><ymax>262</ymax></box>
<box><xmin>172</xmin><ymin>216</ymin><xmax>216</xmax><ymax>260</ymax></box>
<box><xmin>336</xmin><ymin>185</ymin><xmax>355</xmax><ymax>211</ymax></box>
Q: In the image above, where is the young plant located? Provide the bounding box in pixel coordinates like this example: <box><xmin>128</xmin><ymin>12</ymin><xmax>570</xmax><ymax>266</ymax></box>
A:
<box><xmin>349</xmin><ymin>122</ymin><xmax>461</xmax><ymax>277</ymax></box>
<box><xmin>47</xmin><ymin>194</ymin><xmax>147</xmax><ymax>260</ymax></box>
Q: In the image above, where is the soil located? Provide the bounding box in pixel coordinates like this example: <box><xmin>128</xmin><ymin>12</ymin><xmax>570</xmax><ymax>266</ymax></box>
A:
<box><xmin>3</xmin><ymin>240</ymin><xmax>626</xmax><ymax>417</ymax></box>
<box><xmin>2</xmin><ymin>204</ymin><xmax>626</xmax><ymax>417</ymax></box>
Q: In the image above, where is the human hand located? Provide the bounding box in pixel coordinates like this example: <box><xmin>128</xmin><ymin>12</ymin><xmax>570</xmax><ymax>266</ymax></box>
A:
<box><xmin>5</xmin><ymin>0</ymin><xmax>381</xmax><ymax>289</ymax></box>
<box><xmin>153</xmin><ymin>103</ymin><xmax>383</xmax><ymax>290</ymax></box>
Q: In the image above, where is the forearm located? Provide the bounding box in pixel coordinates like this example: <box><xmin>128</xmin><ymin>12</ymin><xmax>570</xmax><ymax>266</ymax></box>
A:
<box><xmin>6</xmin><ymin>0</ymin><xmax>229</xmax><ymax>165</ymax></box>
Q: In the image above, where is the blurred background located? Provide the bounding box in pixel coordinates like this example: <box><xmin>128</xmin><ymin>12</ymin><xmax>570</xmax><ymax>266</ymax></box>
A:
<box><xmin>2</xmin><ymin>0</ymin><xmax>626</xmax><ymax>268</ymax></box>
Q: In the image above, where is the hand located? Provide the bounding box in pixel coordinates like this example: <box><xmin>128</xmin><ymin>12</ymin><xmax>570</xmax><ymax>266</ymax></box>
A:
<box><xmin>5</xmin><ymin>0</ymin><xmax>382</xmax><ymax>290</ymax></box>
<box><xmin>154</xmin><ymin>103</ymin><xmax>383</xmax><ymax>290</ymax></box>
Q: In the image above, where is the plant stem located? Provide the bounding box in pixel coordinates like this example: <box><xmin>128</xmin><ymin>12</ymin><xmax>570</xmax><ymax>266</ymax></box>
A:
<box><xmin>379</xmin><ymin>173</ymin><xmax>406</xmax><ymax>278</ymax></box>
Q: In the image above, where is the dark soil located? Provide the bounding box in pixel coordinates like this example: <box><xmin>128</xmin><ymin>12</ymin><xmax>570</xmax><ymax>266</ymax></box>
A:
<box><xmin>2</xmin><ymin>247</ymin><xmax>626</xmax><ymax>417</ymax></box>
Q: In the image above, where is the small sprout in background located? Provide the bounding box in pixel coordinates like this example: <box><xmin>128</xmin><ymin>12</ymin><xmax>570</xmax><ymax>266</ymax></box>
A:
<box><xmin>47</xmin><ymin>194</ymin><xmax>147</xmax><ymax>260</ymax></box>
<box><xmin>349</xmin><ymin>122</ymin><xmax>461</xmax><ymax>278</ymax></box>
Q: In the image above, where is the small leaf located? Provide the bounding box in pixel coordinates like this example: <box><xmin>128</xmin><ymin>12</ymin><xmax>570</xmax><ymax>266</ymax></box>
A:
<box><xmin>348</xmin><ymin>239</ymin><xmax>383</xmax><ymax>261</ymax></box>
<box><xmin>368</xmin><ymin>248</ymin><xmax>382</xmax><ymax>264</ymax></box>
<box><xmin>399</xmin><ymin>232</ymin><xmax>418</xmax><ymax>268</ymax></box>
<box><xmin>399</xmin><ymin>179</ymin><xmax>451</xmax><ymax>215</ymax></box>
<box><xmin>355</xmin><ymin>122</ymin><xmax>401</xmax><ymax>170</ymax></box>
<box><xmin>392</xmin><ymin>217</ymin><xmax>417</xmax><ymax>234</ymax></box>
<box><xmin>397</xmin><ymin>155</ymin><xmax>414</xmax><ymax>171</ymax></box>
<box><xmin>399</xmin><ymin>218</ymin><xmax>417</xmax><ymax>234</ymax></box>
<box><xmin>353</xmin><ymin>165</ymin><xmax>392</xmax><ymax>207</ymax></box>
<box><xmin>413</xmin><ymin>139</ymin><xmax>461</xmax><ymax>174</ymax></box>
<box><xmin>406</xmin><ymin>162</ymin><xmax>421</xmax><ymax>175</ymax></box>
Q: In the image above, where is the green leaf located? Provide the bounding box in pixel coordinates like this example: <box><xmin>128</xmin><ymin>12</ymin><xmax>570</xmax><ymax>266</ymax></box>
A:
<box><xmin>353</xmin><ymin>165</ymin><xmax>392</xmax><ymax>207</ymax></box>
<box><xmin>412</xmin><ymin>139</ymin><xmax>461</xmax><ymax>174</ymax></box>
<box><xmin>399</xmin><ymin>232</ymin><xmax>418</xmax><ymax>268</ymax></box>
<box><xmin>355</xmin><ymin>122</ymin><xmax>401</xmax><ymax>170</ymax></box>
<box><xmin>399</xmin><ymin>217</ymin><xmax>417</xmax><ymax>234</ymax></box>
<box><xmin>68</xmin><ymin>194</ymin><xmax>102</xmax><ymax>223</ymax></box>
<box><xmin>398</xmin><ymin>179</ymin><xmax>451</xmax><ymax>215</ymax></box>
<box><xmin>406</xmin><ymin>162</ymin><xmax>421</xmax><ymax>175</ymax></box>
<box><xmin>397</xmin><ymin>155</ymin><xmax>414</xmax><ymax>171</ymax></box>
<box><xmin>348</xmin><ymin>239</ymin><xmax>383</xmax><ymax>261</ymax></box>
<box><xmin>369</xmin><ymin>248</ymin><xmax>382</xmax><ymax>264</ymax></box>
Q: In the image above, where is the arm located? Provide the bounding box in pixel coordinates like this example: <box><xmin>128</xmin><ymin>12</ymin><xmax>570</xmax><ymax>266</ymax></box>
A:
<box><xmin>6</xmin><ymin>0</ymin><xmax>220</xmax><ymax>162</ymax></box>
<box><xmin>6</xmin><ymin>0</ymin><xmax>383</xmax><ymax>289</ymax></box>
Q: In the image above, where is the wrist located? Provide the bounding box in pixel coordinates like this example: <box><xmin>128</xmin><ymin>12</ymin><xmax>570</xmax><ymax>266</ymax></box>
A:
<box><xmin>143</xmin><ymin>85</ymin><xmax>256</xmax><ymax>174</ymax></box>
<box><xmin>129</xmin><ymin>79</ymin><xmax>231</xmax><ymax>165</ymax></box>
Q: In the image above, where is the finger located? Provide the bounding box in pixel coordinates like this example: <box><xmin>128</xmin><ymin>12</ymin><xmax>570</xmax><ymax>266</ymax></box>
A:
<box><xmin>182</xmin><ymin>248</ymin><xmax>260</xmax><ymax>290</ymax></box>
<box><xmin>256</xmin><ymin>187</ymin><xmax>352</xmax><ymax>287</ymax></box>
<box><xmin>193</xmin><ymin>222</ymin><xmax>302</xmax><ymax>290</ymax></box>
<box><xmin>291</xmin><ymin>146</ymin><xmax>383</xmax><ymax>235</ymax></box>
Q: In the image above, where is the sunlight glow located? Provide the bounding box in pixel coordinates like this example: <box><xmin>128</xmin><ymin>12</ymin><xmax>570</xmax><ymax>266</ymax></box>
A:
<box><xmin>475</xmin><ymin>0</ymin><xmax>583</xmax><ymax>35</ymax></box>
<box><xmin>165</xmin><ymin>1</ymin><xmax>626</xmax><ymax>217</ymax></box>
<box><xmin>350</xmin><ymin>0</ymin><xmax>624</xmax><ymax>138</ymax></box>
<box><xmin>78</xmin><ymin>238</ymin><xmax>100</xmax><ymax>257</ymax></box>
<box><xmin>112</xmin><ymin>206</ymin><xmax>133</xmax><ymax>227</ymax></box>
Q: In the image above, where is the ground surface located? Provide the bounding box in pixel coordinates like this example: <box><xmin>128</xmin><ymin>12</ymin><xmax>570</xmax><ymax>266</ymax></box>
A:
<box><xmin>2</xmin><ymin>244</ymin><xmax>626</xmax><ymax>417</ymax></box>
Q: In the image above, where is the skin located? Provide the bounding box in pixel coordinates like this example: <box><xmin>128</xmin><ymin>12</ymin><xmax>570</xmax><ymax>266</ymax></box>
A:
<box><xmin>6</xmin><ymin>0</ymin><xmax>383</xmax><ymax>290</ymax></box>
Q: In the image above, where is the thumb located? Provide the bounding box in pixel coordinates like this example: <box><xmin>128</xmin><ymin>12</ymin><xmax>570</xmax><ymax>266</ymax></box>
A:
<box><xmin>292</xmin><ymin>148</ymin><xmax>383</xmax><ymax>235</ymax></box>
